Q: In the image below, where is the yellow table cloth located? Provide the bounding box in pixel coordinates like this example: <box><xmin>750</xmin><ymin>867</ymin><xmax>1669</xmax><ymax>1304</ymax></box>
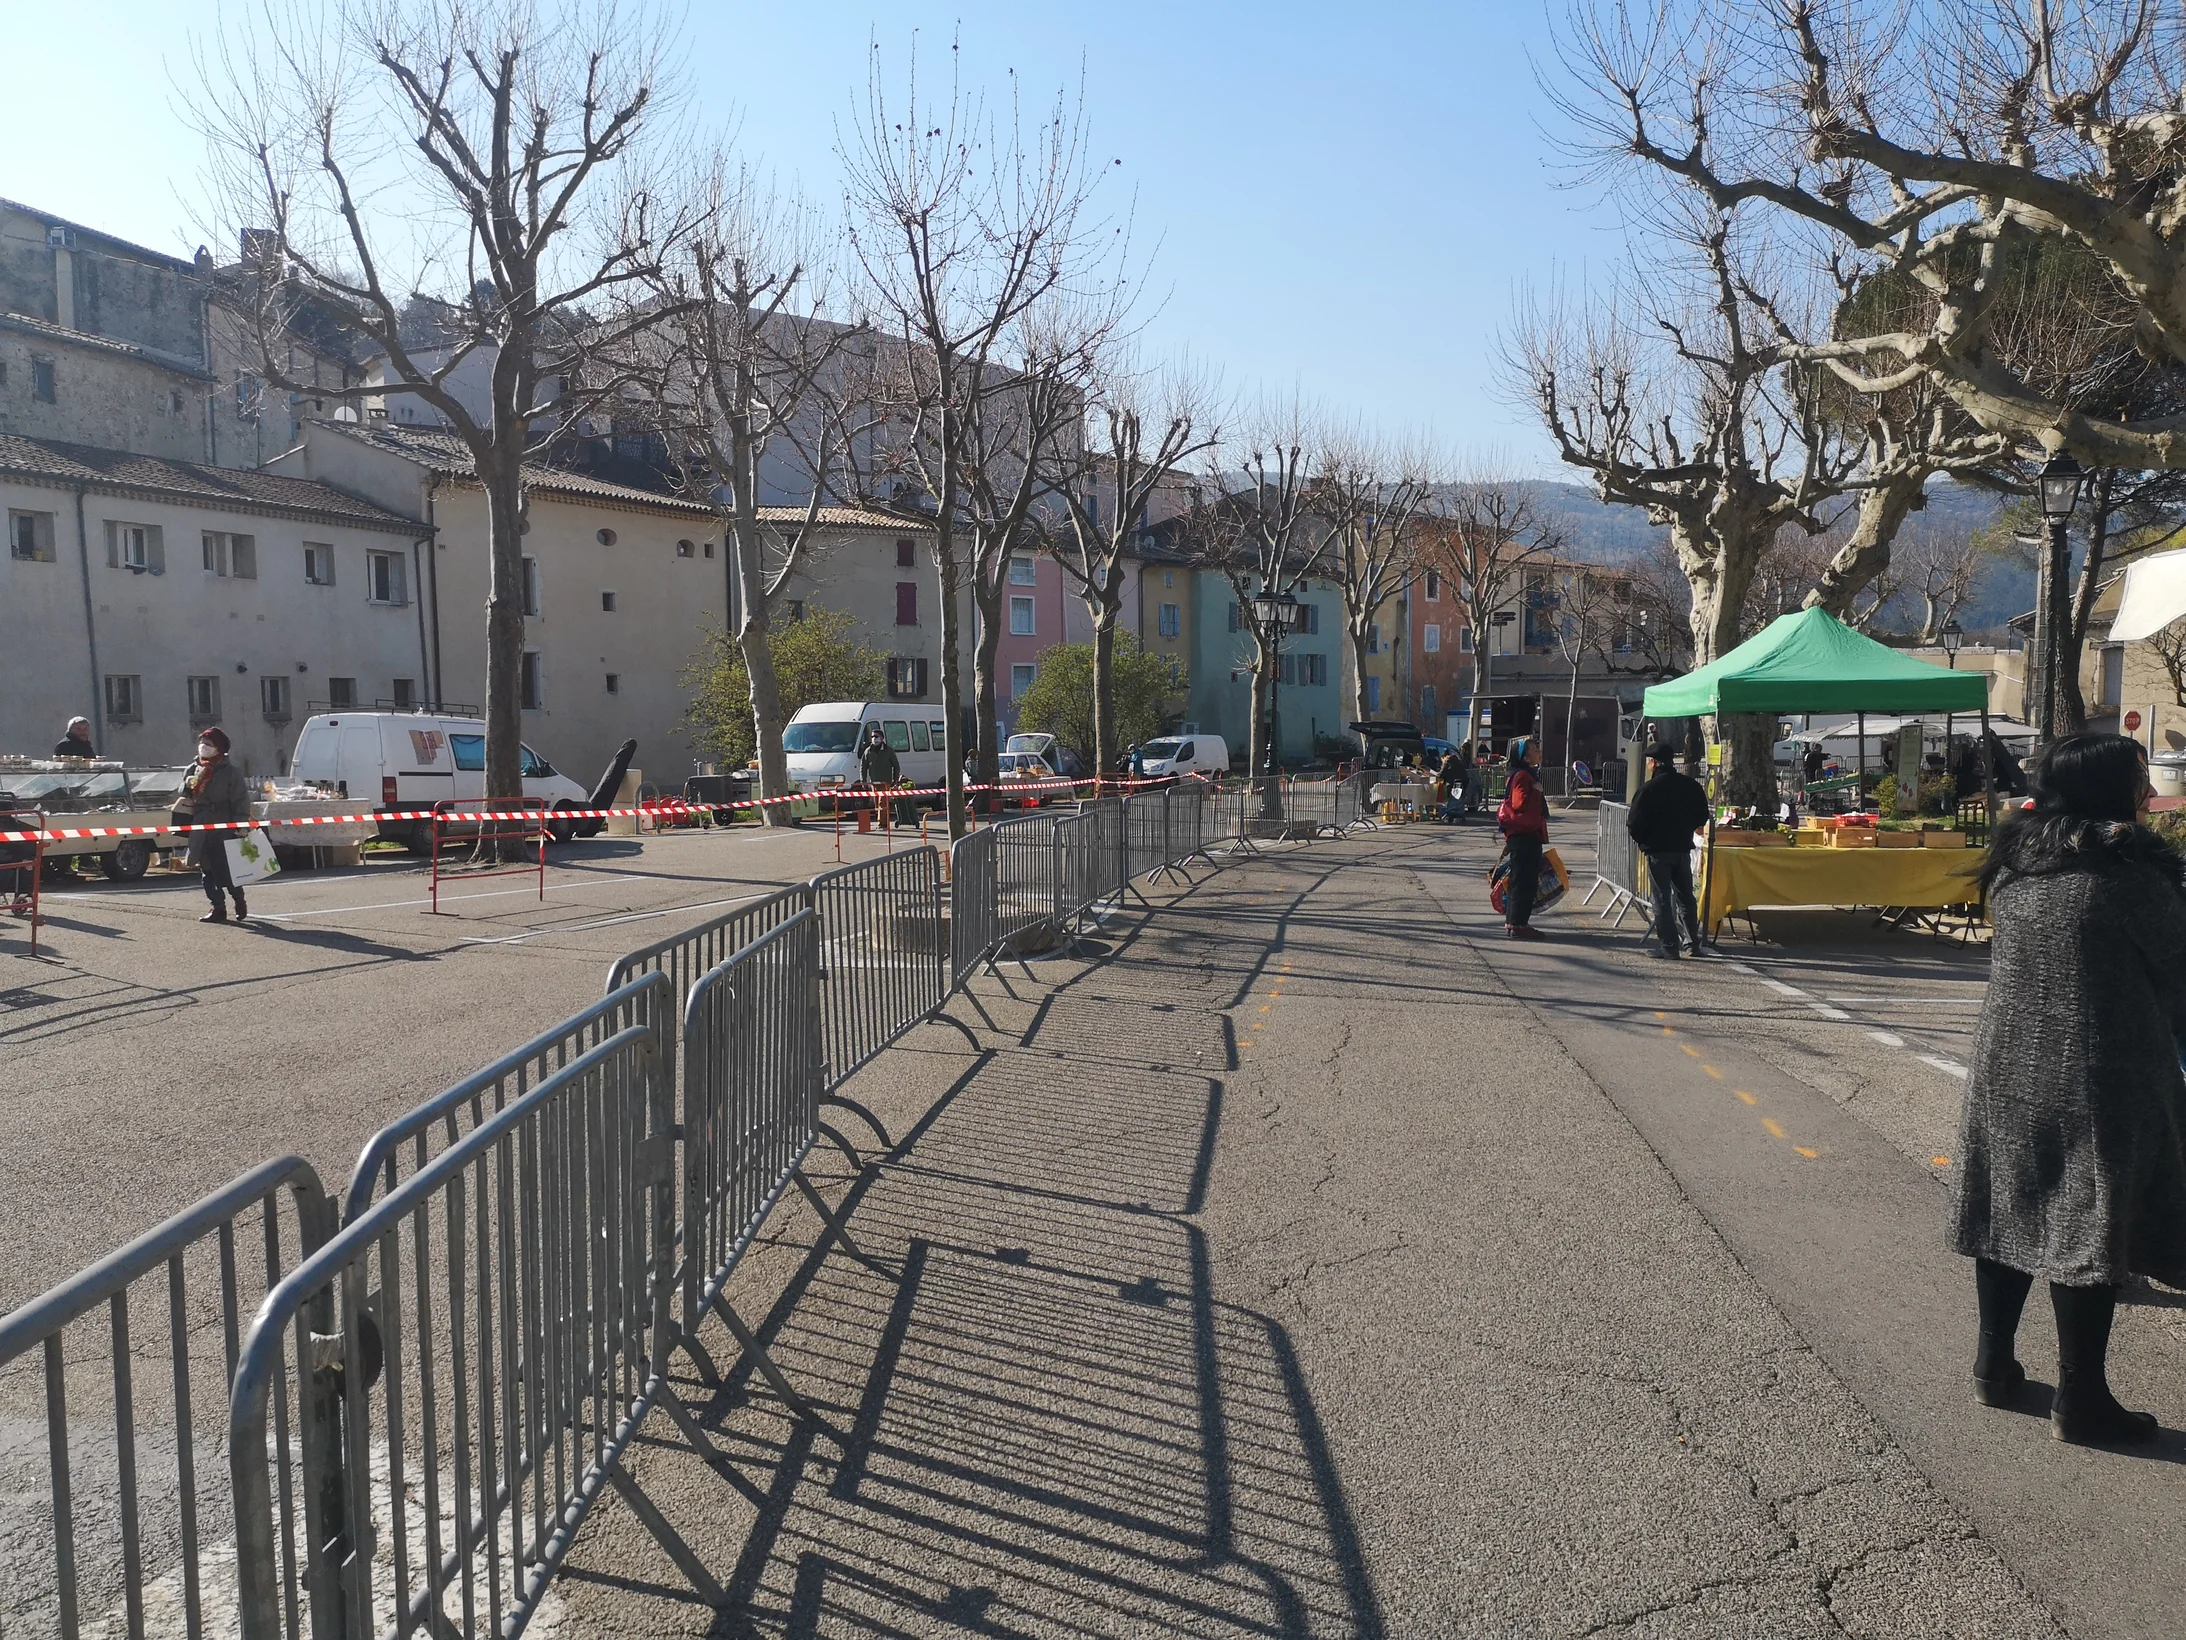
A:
<box><xmin>1700</xmin><ymin>844</ymin><xmax>1983</xmax><ymax>933</ymax></box>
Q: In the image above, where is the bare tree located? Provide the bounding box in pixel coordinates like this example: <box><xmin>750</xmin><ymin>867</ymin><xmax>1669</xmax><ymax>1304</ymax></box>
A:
<box><xmin>1192</xmin><ymin>404</ymin><xmax>1333</xmax><ymax>778</ymax></box>
<box><xmin>2146</xmin><ymin>617</ymin><xmax>2186</xmax><ymax>711</ymax></box>
<box><xmin>1412</xmin><ymin>482</ymin><xmax>1562</xmax><ymax>740</ymax></box>
<box><xmin>1049</xmin><ymin>357</ymin><xmax>1217</xmax><ymax>776</ymax></box>
<box><xmin>1555</xmin><ymin>0</ymin><xmax>2186</xmax><ymax>476</ymax></box>
<box><xmin>202</xmin><ymin>1</ymin><xmax>688</xmax><ymax>798</ymax></box>
<box><xmin>624</xmin><ymin>162</ymin><xmax>871</xmax><ymax>823</ymax></box>
<box><xmin>1548</xmin><ymin>564</ymin><xmax>1623</xmax><ymax>786</ymax></box>
<box><xmin>842</xmin><ymin>45</ymin><xmax>1117</xmax><ymax>836</ymax></box>
<box><xmin>1314</xmin><ymin>434</ymin><xmax>1436</xmax><ymax>727</ymax></box>
<box><xmin>1508</xmin><ymin>225</ymin><xmax>1853</xmax><ymax>802</ymax></box>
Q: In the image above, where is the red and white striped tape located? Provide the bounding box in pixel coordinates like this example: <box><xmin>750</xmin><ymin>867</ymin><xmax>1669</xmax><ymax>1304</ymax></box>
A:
<box><xmin>0</xmin><ymin>773</ymin><xmax>1213</xmax><ymax>845</ymax></box>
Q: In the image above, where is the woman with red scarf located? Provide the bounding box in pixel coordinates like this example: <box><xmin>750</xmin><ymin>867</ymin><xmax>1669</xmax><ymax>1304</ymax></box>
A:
<box><xmin>1498</xmin><ymin>736</ymin><xmax>1551</xmax><ymax>940</ymax></box>
<box><xmin>178</xmin><ymin>728</ymin><xmax>253</xmax><ymax>923</ymax></box>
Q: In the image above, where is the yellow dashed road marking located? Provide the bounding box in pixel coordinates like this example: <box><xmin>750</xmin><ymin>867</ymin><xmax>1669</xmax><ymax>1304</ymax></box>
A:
<box><xmin>1762</xmin><ymin>1117</ymin><xmax>1788</xmax><ymax>1139</ymax></box>
<box><xmin>1795</xmin><ymin>1147</ymin><xmax>1821</xmax><ymax>1159</ymax></box>
<box><xmin>1736</xmin><ymin>1091</ymin><xmax>1758</xmax><ymax>1106</ymax></box>
<box><xmin>1680</xmin><ymin>1044</ymin><xmax>1701</xmax><ymax>1059</ymax></box>
<box><xmin>1702</xmin><ymin>1066</ymin><xmax>1722</xmax><ymax>1080</ymax></box>
<box><xmin>1932</xmin><ymin>1155</ymin><xmax>1951</xmax><ymax>1167</ymax></box>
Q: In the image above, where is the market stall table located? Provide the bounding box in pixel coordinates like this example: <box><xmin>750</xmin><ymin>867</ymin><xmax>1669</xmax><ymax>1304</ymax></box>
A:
<box><xmin>1701</xmin><ymin>843</ymin><xmax>1983</xmax><ymax>935</ymax></box>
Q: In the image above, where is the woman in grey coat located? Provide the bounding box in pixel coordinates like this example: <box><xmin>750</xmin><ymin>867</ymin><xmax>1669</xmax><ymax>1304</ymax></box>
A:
<box><xmin>177</xmin><ymin>727</ymin><xmax>254</xmax><ymax>924</ymax></box>
<box><xmin>1954</xmin><ymin>733</ymin><xmax>2186</xmax><ymax>1445</ymax></box>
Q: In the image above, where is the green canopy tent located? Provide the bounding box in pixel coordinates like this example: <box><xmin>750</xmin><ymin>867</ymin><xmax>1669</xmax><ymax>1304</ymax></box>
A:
<box><xmin>1642</xmin><ymin>607</ymin><xmax>1997</xmax><ymax>939</ymax></box>
<box><xmin>1642</xmin><ymin>606</ymin><xmax>1988</xmax><ymax>718</ymax></box>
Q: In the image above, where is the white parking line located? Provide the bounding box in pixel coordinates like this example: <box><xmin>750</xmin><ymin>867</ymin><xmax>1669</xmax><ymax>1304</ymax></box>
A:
<box><xmin>1807</xmin><ymin>1003</ymin><xmax>1852</xmax><ymax>1020</ymax></box>
<box><xmin>1867</xmin><ymin>1030</ymin><xmax>1906</xmax><ymax>1047</ymax></box>
<box><xmin>1920</xmin><ymin>1054</ymin><xmax>1970</xmax><ymax>1079</ymax></box>
<box><xmin>456</xmin><ymin>890</ymin><xmax>771</xmax><ymax>945</ymax></box>
<box><xmin>1761</xmin><ymin>977</ymin><xmax>1810</xmax><ymax>998</ymax></box>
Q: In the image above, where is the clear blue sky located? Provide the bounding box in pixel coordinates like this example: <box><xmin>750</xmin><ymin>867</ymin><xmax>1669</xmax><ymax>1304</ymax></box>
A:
<box><xmin>0</xmin><ymin>2</ymin><xmax>1623</xmax><ymax>471</ymax></box>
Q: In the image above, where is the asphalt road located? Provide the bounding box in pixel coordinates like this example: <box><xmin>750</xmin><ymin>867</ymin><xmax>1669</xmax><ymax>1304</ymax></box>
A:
<box><xmin>544</xmin><ymin>822</ymin><xmax>2076</xmax><ymax>1638</ymax></box>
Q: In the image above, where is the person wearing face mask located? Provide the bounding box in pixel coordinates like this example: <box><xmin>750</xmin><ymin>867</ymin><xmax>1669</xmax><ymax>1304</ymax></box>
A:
<box><xmin>180</xmin><ymin>728</ymin><xmax>253</xmax><ymax>924</ymax></box>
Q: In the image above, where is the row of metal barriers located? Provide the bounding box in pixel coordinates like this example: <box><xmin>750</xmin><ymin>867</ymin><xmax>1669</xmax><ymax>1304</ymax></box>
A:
<box><xmin>0</xmin><ymin>778</ymin><xmax>1367</xmax><ymax>1640</ymax></box>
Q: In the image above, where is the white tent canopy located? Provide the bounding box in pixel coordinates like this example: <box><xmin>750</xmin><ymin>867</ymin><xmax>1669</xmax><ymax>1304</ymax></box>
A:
<box><xmin>2108</xmin><ymin>546</ymin><xmax>2186</xmax><ymax>643</ymax></box>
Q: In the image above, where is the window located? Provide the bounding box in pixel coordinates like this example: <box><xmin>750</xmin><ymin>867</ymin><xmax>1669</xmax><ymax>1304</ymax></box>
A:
<box><xmin>1163</xmin><ymin>571</ymin><xmax>1173</xmax><ymax>587</ymax></box>
<box><xmin>784</xmin><ymin>599</ymin><xmax>805</xmax><ymax>623</ymax></box>
<box><xmin>261</xmin><ymin>675</ymin><xmax>290</xmax><ymax>719</ymax></box>
<box><xmin>1459</xmin><ymin>626</ymin><xmax>1474</xmax><ymax>653</ymax></box>
<box><xmin>106</xmin><ymin>521</ymin><xmax>163</xmax><ymax>573</ymax></box>
<box><xmin>1366</xmin><ymin>622</ymin><xmax>1380</xmax><ymax>655</ymax></box>
<box><xmin>896</xmin><ymin>582</ymin><xmax>918</xmax><ymax>626</ymax></box>
<box><xmin>235</xmin><ymin>373</ymin><xmax>261</xmax><ymax>422</ymax></box>
<box><xmin>392</xmin><ymin>678</ymin><xmax>416</xmax><ymax>708</ymax></box>
<box><xmin>703</xmin><ymin>541</ymin><xmax>715</xmax><ymax>559</ymax></box>
<box><xmin>884</xmin><ymin>720</ymin><xmax>912</xmax><ymax>753</ymax></box>
<box><xmin>1290</xmin><ymin>653</ymin><xmax>1327</xmax><ymax>687</ymax></box>
<box><xmin>675</xmin><ymin>539</ymin><xmax>694</xmax><ymax>558</ymax></box>
<box><xmin>1424</xmin><ymin>623</ymin><xmax>1441</xmax><ymax>654</ymax></box>
<box><xmin>1009</xmin><ymin>597</ymin><xmax>1035</xmax><ymax>636</ymax></box>
<box><xmin>897</xmin><ymin>538</ymin><xmax>916</xmax><ymax>567</ymax></box>
<box><xmin>1421</xmin><ymin>684</ymin><xmax>1438</xmax><ymax>720</ymax></box>
<box><xmin>186</xmin><ymin>676</ymin><xmax>221</xmax><ymax>723</ymax></box>
<box><xmin>1009</xmin><ymin>556</ymin><xmax>1037</xmax><ymax>586</ymax></box>
<box><xmin>1158</xmin><ymin>602</ymin><xmax>1181</xmax><ymax>638</ymax></box>
<box><xmin>595</xmin><ymin>528</ymin><xmax>618</xmax><ymax>546</ymax></box>
<box><xmin>600</xmin><ymin>589</ymin><xmax>618</xmax><ymax>613</ymax></box>
<box><xmin>909</xmin><ymin>720</ymin><xmax>930</xmax><ymax>750</ymax></box>
<box><xmin>169</xmin><ymin>390</ymin><xmax>184</xmax><ymax>416</ymax></box>
<box><xmin>520</xmin><ymin>651</ymin><xmax>543</xmax><ymax>710</ymax></box>
<box><xmin>367</xmin><ymin>550</ymin><xmax>407</xmax><ymax>605</ymax></box>
<box><xmin>2101</xmin><ymin>645</ymin><xmax>2125</xmax><ymax>707</ymax></box>
<box><xmin>304</xmin><ymin>543</ymin><xmax>335</xmax><ymax>585</ymax></box>
<box><xmin>32</xmin><ymin>358</ymin><xmax>56</xmax><ymax>403</ymax></box>
<box><xmin>202</xmin><ymin>531</ymin><xmax>256</xmax><ymax>578</ymax></box>
<box><xmin>520</xmin><ymin>743</ymin><xmax>552</xmax><ymax>778</ymax></box>
<box><xmin>605</xmin><ymin>673</ymin><xmax>621</xmax><ymax>694</ymax></box>
<box><xmin>104</xmin><ymin>674</ymin><xmax>141</xmax><ymax>723</ymax></box>
<box><xmin>930</xmin><ymin>721</ymin><xmax>946</xmax><ymax>751</ymax></box>
<box><xmin>1011</xmin><ymin>663</ymin><xmax>1037</xmax><ymax>697</ymax></box>
<box><xmin>9</xmin><ymin>510</ymin><xmax>55</xmax><ymax>562</ymax></box>
<box><xmin>1297</xmin><ymin>603</ymin><xmax>1320</xmax><ymax>635</ymax></box>
<box><xmin>1365</xmin><ymin>676</ymin><xmax>1381</xmax><ymax>714</ymax></box>
<box><xmin>327</xmin><ymin>677</ymin><xmax>357</xmax><ymax>709</ymax></box>
<box><xmin>1425</xmin><ymin>569</ymin><xmax>1441</xmax><ymax>602</ymax></box>
<box><xmin>520</xmin><ymin>556</ymin><xmax>540</xmax><ymax>617</ymax></box>
<box><xmin>450</xmin><ymin>735</ymin><xmax>484</xmax><ymax>771</ymax></box>
<box><xmin>1227</xmin><ymin>601</ymin><xmax>1241</xmax><ymax>633</ymax></box>
<box><xmin>886</xmin><ymin>656</ymin><xmax>929</xmax><ymax>699</ymax></box>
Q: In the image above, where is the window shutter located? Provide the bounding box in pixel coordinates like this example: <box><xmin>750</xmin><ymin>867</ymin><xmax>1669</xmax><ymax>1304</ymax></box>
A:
<box><xmin>104</xmin><ymin>520</ymin><xmax>118</xmax><ymax>568</ymax></box>
<box><xmin>145</xmin><ymin>527</ymin><xmax>165</xmax><ymax>575</ymax></box>
<box><xmin>232</xmin><ymin>535</ymin><xmax>257</xmax><ymax>579</ymax></box>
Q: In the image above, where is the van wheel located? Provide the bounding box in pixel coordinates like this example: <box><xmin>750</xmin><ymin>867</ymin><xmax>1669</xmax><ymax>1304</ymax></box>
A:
<box><xmin>550</xmin><ymin>800</ymin><xmax>581</xmax><ymax>845</ymax></box>
<box><xmin>101</xmin><ymin>839</ymin><xmax>152</xmax><ymax>882</ymax></box>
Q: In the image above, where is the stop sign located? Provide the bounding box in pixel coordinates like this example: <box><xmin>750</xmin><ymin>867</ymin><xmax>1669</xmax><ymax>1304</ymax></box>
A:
<box><xmin>2127</xmin><ymin>710</ymin><xmax>2143</xmax><ymax>731</ymax></box>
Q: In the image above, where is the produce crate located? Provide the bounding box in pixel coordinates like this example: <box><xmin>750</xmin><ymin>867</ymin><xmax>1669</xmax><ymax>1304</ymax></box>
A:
<box><xmin>1876</xmin><ymin>830</ymin><xmax>1923</xmax><ymax>848</ymax></box>
<box><xmin>1921</xmin><ymin>830</ymin><xmax>1969</xmax><ymax>849</ymax></box>
<box><xmin>1829</xmin><ymin>828</ymin><xmax>1878</xmax><ymax>849</ymax></box>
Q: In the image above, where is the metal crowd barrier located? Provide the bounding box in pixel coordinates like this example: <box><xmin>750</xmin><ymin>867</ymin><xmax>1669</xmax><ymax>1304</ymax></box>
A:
<box><xmin>603</xmin><ymin>886</ymin><xmax>809</xmax><ymax>1002</ymax></box>
<box><xmin>809</xmin><ymin>848</ymin><xmax>948</xmax><ymax>1093</ymax></box>
<box><xmin>347</xmin><ymin>973</ymin><xmax>677</xmax><ymax>1223</ymax></box>
<box><xmin>229</xmin><ymin>1026</ymin><xmax>674</xmax><ymax>1640</ymax></box>
<box><xmin>0</xmin><ymin>1157</ymin><xmax>330</xmax><ymax>1640</ymax></box>
<box><xmin>1580</xmin><ymin>800</ymin><xmax>1652</xmax><ymax>932</ymax></box>
<box><xmin>948</xmin><ymin>823</ymin><xmax>999</xmax><ymax>992</ymax></box>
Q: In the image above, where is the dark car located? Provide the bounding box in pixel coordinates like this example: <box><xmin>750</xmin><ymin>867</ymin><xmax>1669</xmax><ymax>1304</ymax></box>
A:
<box><xmin>1351</xmin><ymin>720</ymin><xmax>1428</xmax><ymax>771</ymax></box>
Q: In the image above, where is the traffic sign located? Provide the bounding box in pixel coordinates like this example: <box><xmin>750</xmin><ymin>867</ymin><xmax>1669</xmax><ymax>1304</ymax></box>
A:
<box><xmin>2127</xmin><ymin>710</ymin><xmax>2143</xmax><ymax>731</ymax></box>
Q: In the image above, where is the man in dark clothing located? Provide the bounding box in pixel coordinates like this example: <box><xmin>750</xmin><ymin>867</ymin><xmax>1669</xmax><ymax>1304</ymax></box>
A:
<box><xmin>858</xmin><ymin>723</ymin><xmax>909</xmax><ymax>825</ymax></box>
<box><xmin>53</xmin><ymin>717</ymin><xmax>95</xmax><ymax>758</ymax></box>
<box><xmin>1627</xmin><ymin>743</ymin><xmax>1711</xmax><ymax>957</ymax></box>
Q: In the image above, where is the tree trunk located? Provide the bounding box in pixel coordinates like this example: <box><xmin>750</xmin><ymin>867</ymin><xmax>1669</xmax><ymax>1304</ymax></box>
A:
<box><xmin>1565</xmin><ymin>661</ymin><xmax>1582</xmax><ymax>786</ymax></box>
<box><xmin>1684</xmin><ymin>522</ymin><xmax>1775</xmax><ymax>807</ymax></box>
<box><xmin>1090</xmin><ymin>607</ymin><xmax>1117</xmax><ymax>778</ymax></box>
<box><xmin>480</xmin><ymin>453</ymin><xmax>527</xmax><ymax>802</ymax></box>
<box><xmin>973</xmin><ymin>574</ymin><xmax>1004</xmax><ymax>805</ymax></box>
<box><xmin>936</xmin><ymin>515</ymin><xmax>968</xmax><ymax>839</ymax></box>
<box><xmin>1805</xmin><ymin>470</ymin><xmax>1927</xmax><ymax>620</ymax></box>
<box><xmin>1247</xmin><ymin>629</ymin><xmax>1273</xmax><ymax>775</ymax></box>
<box><xmin>1348</xmin><ymin>626</ymin><xmax>1372</xmax><ymax>722</ymax></box>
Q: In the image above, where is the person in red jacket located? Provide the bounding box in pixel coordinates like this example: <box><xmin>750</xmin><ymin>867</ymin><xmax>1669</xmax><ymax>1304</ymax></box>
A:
<box><xmin>1498</xmin><ymin>737</ymin><xmax>1551</xmax><ymax>939</ymax></box>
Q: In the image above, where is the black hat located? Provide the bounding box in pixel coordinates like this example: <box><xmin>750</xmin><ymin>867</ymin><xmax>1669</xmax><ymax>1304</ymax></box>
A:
<box><xmin>1646</xmin><ymin>742</ymin><xmax>1679</xmax><ymax>763</ymax></box>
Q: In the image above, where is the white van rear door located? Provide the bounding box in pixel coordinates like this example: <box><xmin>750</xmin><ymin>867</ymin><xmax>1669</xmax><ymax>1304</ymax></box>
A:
<box><xmin>336</xmin><ymin>721</ymin><xmax>381</xmax><ymax>803</ymax></box>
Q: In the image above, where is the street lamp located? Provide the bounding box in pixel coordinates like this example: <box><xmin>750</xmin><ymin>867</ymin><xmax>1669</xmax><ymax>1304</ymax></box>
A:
<box><xmin>1483</xmin><ymin>609</ymin><xmax>1517</xmax><ymax>751</ymax></box>
<box><xmin>1249</xmin><ymin>587</ymin><xmax>1309</xmax><ymax>812</ymax></box>
<box><xmin>1940</xmin><ymin>617</ymin><xmax>1965</xmax><ymax>780</ymax></box>
<box><xmin>2033</xmin><ymin>452</ymin><xmax>2086</xmax><ymax>748</ymax></box>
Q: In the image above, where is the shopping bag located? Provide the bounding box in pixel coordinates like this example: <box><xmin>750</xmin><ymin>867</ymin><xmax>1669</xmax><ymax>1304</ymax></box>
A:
<box><xmin>1488</xmin><ymin>846</ymin><xmax>1570</xmax><ymax>916</ymax></box>
<box><xmin>224</xmin><ymin>828</ymin><xmax>283</xmax><ymax>886</ymax></box>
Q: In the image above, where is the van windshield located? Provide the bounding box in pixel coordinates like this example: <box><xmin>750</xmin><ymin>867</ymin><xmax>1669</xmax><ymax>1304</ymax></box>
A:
<box><xmin>784</xmin><ymin>720</ymin><xmax>861</xmax><ymax>754</ymax></box>
<box><xmin>1141</xmin><ymin>739</ymin><xmax>1182</xmax><ymax>760</ymax></box>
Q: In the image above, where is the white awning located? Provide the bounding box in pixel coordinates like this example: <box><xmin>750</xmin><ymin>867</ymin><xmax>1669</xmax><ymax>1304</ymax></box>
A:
<box><xmin>2108</xmin><ymin>547</ymin><xmax>2186</xmax><ymax>643</ymax></box>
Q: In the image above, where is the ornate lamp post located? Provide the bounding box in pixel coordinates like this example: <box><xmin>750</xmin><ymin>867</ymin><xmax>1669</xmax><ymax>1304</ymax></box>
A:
<box><xmin>2034</xmin><ymin>453</ymin><xmax>2086</xmax><ymax>750</ymax></box>
<box><xmin>1250</xmin><ymin>586</ymin><xmax>1308</xmax><ymax>817</ymax></box>
<box><xmin>1940</xmin><ymin>617</ymin><xmax>1964</xmax><ymax>791</ymax></box>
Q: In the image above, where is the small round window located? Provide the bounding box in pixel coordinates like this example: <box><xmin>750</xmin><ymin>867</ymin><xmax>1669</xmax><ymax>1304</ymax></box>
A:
<box><xmin>596</xmin><ymin>528</ymin><xmax>618</xmax><ymax>546</ymax></box>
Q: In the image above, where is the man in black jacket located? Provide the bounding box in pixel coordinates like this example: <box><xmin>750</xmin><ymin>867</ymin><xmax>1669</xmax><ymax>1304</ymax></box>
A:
<box><xmin>1627</xmin><ymin>743</ymin><xmax>1711</xmax><ymax>958</ymax></box>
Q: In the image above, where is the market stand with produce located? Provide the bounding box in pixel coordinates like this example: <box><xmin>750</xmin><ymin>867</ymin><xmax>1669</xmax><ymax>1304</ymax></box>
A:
<box><xmin>1641</xmin><ymin>607</ymin><xmax>1994</xmax><ymax>935</ymax></box>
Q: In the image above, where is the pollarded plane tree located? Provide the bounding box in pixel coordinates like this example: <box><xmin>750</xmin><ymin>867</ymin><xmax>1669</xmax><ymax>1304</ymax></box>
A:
<box><xmin>624</xmin><ymin>162</ymin><xmax>874</xmax><ymax>823</ymax></box>
<box><xmin>1312</xmin><ymin>433</ymin><xmax>1437</xmax><ymax>729</ymax></box>
<box><xmin>202</xmin><ymin>0</ymin><xmax>693</xmax><ymax>799</ymax></box>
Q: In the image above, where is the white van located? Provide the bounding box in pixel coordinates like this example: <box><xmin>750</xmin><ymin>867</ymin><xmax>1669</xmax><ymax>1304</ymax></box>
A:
<box><xmin>1136</xmin><ymin>733</ymin><xmax>1230</xmax><ymax>782</ymax></box>
<box><xmin>784</xmin><ymin>701</ymin><xmax>949</xmax><ymax>807</ymax></box>
<box><xmin>289</xmin><ymin>712</ymin><xmax>592</xmax><ymax>844</ymax></box>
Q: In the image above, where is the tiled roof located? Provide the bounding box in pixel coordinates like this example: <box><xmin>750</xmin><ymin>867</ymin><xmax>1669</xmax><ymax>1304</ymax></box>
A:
<box><xmin>0</xmin><ymin>312</ymin><xmax>212</xmax><ymax>378</ymax></box>
<box><xmin>0</xmin><ymin>435</ymin><xmax>423</xmax><ymax>534</ymax></box>
<box><xmin>312</xmin><ymin>418</ymin><xmax>926</xmax><ymax>530</ymax></box>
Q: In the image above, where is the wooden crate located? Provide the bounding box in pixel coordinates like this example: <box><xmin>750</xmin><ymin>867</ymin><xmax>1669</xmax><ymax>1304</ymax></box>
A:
<box><xmin>1876</xmin><ymin>830</ymin><xmax>1923</xmax><ymax>848</ymax></box>
<box><xmin>1829</xmin><ymin>829</ymin><xmax>1879</xmax><ymax>848</ymax></box>
<box><xmin>1921</xmin><ymin>830</ymin><xmax>1969</xmax><ymax>849</ymax></box>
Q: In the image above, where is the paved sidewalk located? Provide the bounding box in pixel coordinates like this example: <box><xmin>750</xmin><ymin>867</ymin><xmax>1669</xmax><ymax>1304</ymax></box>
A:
<box><xmin>556</xmin><ymin>829</ymin><xmax>2056</xmax><ymax>1637</ymax></box>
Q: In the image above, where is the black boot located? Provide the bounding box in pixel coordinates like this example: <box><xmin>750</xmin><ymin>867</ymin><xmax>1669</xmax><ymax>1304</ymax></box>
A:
<box><xmin>231</xmin><ymin>889</ymin><xmax>249</xmax><ymax>925</ymax></box>
<box><xmin>200</xmin><ymin>897</ymin><xmax>228</xmax><ymax>924</ymax></box>
<box><xmin>1973</xmin><ymin>1258</ymin><xmax>2033</xmax><ymax>1408</ymax></box>
<box><xmin>2050</xmin><ymin>1281</ymin><xmax>2158</xmax><ymax>1445</ymax></box>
